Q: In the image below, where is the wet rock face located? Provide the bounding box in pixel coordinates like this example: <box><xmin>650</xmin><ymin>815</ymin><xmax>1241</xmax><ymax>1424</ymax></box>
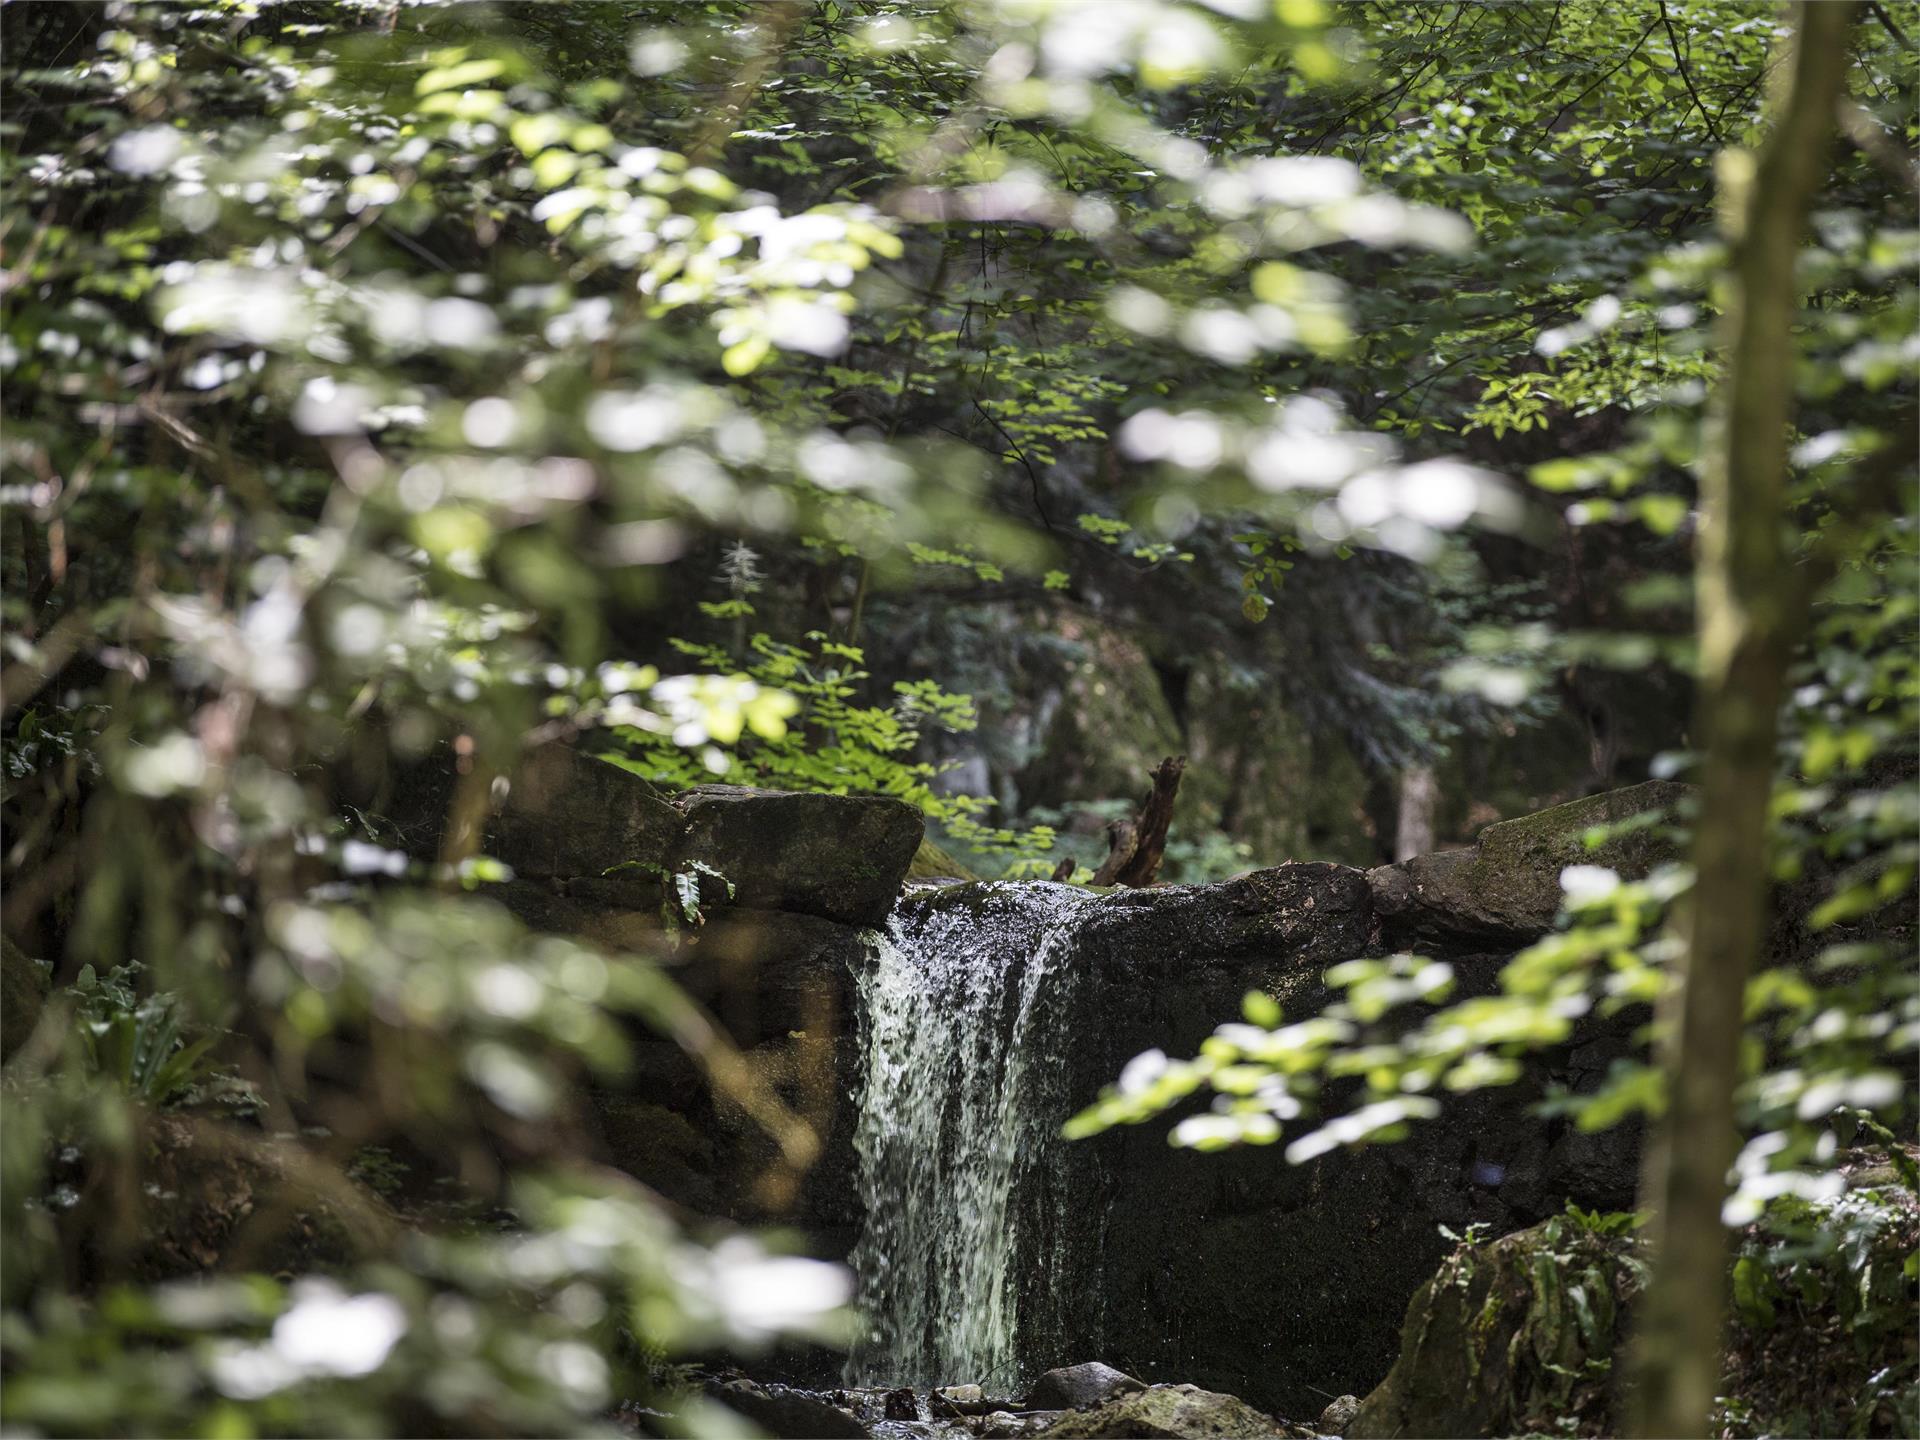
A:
<box><xmin>1047</xmin><ymin>861</ymin><xmax>1644</xmax><ymax>1419</ymax></box>
<box><xmin>1023</xmin><ymin>1362</ymin><xmax>1146</xmax><ymax>1411</ymax></box>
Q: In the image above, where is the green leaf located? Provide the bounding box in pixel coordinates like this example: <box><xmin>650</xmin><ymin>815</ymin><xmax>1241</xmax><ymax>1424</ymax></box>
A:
<box><xmin>722</xmin><ymin>336</ymin><xmax>771</xmax><ymax>377</ymax></box>
<box><xmin>1241</xmin><ymin>989</ymin><xmax>1283</xmax><ymax>1027</ymax></box>
<box><xmin>416</xmin><ymin>58</ymin><xmax>506</xmax><ymax>96</ymax></box>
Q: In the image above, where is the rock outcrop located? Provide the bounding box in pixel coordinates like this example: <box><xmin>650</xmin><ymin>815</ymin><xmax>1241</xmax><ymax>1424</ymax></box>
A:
<box><xmin>869</xmin><ymin>850</ymin><xmax>1649</xmax><ymax>1417</ymax></box>
<box><xmin>488</xmin><ymin>746</ymin><xmax>926</xmax><ymax>929</ymax></box>
<box><xmin>1366</xmin><ymin>779</ymin><xmax>1692</xmax><ymax>944</ymax></box>
<box><xmin>488</xmin><ymin>743</ymin><xmax>681</xmax><ymax>891</ymax></box>
<box><xmin>483</xmin><ymin>749</ymin><xmax>923</xmax><ymax>1238</ymax></box>
<box><xmin>476</xmin><ymin>765</ymin><xmax>1682</xmax><ymax>1418</ymax></box>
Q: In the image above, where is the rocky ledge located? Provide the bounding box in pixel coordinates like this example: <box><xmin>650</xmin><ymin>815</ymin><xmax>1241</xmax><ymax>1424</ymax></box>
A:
<box><xmin>488</xmin><ymin>743</ymin><xmax>924</xmax><ymax>928</ymax></box>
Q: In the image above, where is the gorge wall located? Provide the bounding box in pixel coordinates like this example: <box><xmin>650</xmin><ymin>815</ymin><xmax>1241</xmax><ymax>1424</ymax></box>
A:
<box><xmin>486</xmin><ymin>747</ymin><xmax>1683</xmax><ymax>1418</ymax></box>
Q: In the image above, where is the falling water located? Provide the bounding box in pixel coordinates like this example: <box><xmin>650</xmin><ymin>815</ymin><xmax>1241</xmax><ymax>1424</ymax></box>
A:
<box><xmin>844</xmin><ymin>884</ymin><xmax>1095</xmax><ymax>1391</ymax></box>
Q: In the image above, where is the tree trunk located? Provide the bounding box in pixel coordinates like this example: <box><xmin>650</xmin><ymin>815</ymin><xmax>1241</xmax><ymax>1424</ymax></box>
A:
<box><xmin>1628</xmin><ymin>7</ymin><xmax>1859</xmax><ymax>1437</ymax></box>
<box><xmin>1393</xmin><ymin>765</ymin><xmax>1438</xmax><ymax>862</ymax></box>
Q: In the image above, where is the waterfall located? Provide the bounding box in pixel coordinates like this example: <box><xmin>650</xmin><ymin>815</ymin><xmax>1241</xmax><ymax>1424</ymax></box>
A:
<box><xmin>844</xmin><ymin>883</ymin><xmax>1095</xmax><ymax>1391</ymax></box>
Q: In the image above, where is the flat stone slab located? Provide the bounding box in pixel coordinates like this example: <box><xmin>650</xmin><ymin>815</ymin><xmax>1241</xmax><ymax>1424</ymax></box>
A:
<box><xmin>1040</xmin><ymin>1383</ymin><xmax>1315</xmax><ymax>1438</ymax></box>
<box><xmin>673</xmin><ymin>785</ymin><xmax>924</xmax><ymax>928</ymax></box>
<box><xmin>487</xmin><ymin>755</ymin><xmax>925</xmax><ymax>930</ymax></box>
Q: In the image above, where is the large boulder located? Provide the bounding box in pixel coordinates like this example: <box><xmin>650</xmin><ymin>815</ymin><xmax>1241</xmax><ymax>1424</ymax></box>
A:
<box><xmin>1024</xmin><ymin>1361</ymin><xmax>1146</xmax><ymax>1410</ymax></box>
<box><xmin>1367</xmin><ymin>780</ymin><xmax>1693</xmax><ymax>943</ymax></box>
<box><xmin>1347</xmin><ymin>1215</ymin><xmax>1640</xmax><ymax>1440</ymax></box>
<box><xmin>488</xmin><ymin>743</ymin><xmax>681</xmax><ymax>886</ymax></box>
<box><xmin>673</xmin><ymin>786</ymin><xmax>923</xmax><ymax>927</ymax></box>
<box><xmin>1039</xmin><ymin>1383</ymin><xmax>1313</xmax><ymax>1438</ymax></box>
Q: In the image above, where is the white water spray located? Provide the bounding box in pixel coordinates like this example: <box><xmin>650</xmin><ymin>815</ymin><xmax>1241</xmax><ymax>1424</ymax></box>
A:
<box><xmin>844</xmin><ymin>884</ymin><xmax>1093</xmax><ymax>1390</ymax></box>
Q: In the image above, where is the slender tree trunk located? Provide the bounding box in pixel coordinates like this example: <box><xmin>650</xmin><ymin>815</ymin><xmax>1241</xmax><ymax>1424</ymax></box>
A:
<box><xmin>1393</xmin><ymin>765</ymin><xmax>1438</xmax><ymax>861</ymax></box>
<box><xmin>1629</xmin><ymin>8</ymin><xmax>1858</xmax><ymax>1437</ymax></box>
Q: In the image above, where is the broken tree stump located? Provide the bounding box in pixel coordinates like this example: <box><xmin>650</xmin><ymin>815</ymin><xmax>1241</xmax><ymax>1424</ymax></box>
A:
<box><xmin>1091</xmin><ymin>755</ymin><xmax>1185</xmax><ymax>888</ymax></box>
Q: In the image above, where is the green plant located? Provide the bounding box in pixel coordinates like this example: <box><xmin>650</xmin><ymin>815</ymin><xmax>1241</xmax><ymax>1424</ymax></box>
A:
<box><xmin>69</xmin><ymin>964</ymin><xmax>240</xmax><ymax>1110</ymax></box>
<box><xmin>346</xmin><ymin>1147</ymin><xmax>409</xmax><ymax>1199</ymax></box>
<box><xmin>604</xmin><ymin>631</ymin><xmax>1057</xmax><ymax>865</ymax></box>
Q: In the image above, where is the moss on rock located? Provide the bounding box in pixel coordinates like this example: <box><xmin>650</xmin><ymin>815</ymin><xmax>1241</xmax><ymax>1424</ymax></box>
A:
<box><xmin>1040</xmin><ymin>1383</ymin><xmax>1315</xmax><ymax>1439</ymax></box>
<box><xmin>905</xmin><ymin>835</ymin><xmax>981</xmax><ymax>883</ymax></box>
<box><xmin>1348</xmin><ymin>1214</ymin><xmax>1642</xmax><ymax>1439</ymax></box>
<box><xmin>1369</xmin><ymin>779</ymin><xmax>1694</xmax><ymax>943</ymax></box>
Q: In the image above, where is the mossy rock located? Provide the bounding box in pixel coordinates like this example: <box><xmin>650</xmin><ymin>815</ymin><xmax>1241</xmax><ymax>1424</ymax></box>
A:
<box><xmin>1349</xmin><ymin>1216</ymin><xmax>1642</xmax><ymax>1439</ymax></box>
<box><xmin>1040</xmin><ymin>1383</ymin><xmax>1314</xmax><ymax>1439</ymax></box>
<box><xmin>1369</xmin><ymin>780</ymin><xmax>1694</xmax><ymax>943</ymax></box>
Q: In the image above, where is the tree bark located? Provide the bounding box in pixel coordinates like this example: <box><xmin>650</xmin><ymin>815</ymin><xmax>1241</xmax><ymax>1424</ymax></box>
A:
<box><xmin>1628</xmin><ymin>7</ymin><xmax>1859</xmax><ymax>1437</ymax></box>
<box><xmin>1393</xmin><ymin>765</ymin><xmax>1438</xmax><ymax>862</ymax></box>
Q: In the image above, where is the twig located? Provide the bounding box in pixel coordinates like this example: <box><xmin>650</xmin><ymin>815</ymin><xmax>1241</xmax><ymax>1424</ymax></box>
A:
<box><xmin>972</xmin><ymin>394</ymin><xmax>1057</xmax><ymax>533</ymax></box>
<box><xmin>1867</xmin><ymin>0</ymin><xmax>1912</xmax><ymax>49</ymax></box>
<box><xmin>1658</xmin><ymin>0</ymin><xmax>1724</xmax><ymax>144</ymax></box>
